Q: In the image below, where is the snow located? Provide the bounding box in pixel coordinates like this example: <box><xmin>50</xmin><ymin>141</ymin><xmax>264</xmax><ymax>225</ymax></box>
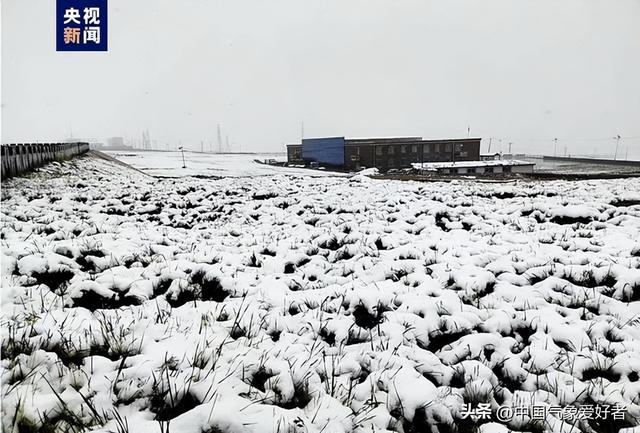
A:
<box><xmin>413</xmin><ymin>159</ymin><xmax>535</xmax><ymax>170</ymax></box>
<box><xmin>2</xmin><ymin>155</ymin><xmax>640</xmax><ymax>433</ymax></box>
<box><xmin>548</xmin><ymin>205</ymin><xmax>601</xmax><ymax>220</ymax></box>
<box><xmin>103</xmin><ymin>150</ymin><xmax>347</xmax><ymax>178</ymax></box>
<box><xmin>354</xmin><ymin>167</ymin><xmax>380</xmax><ymax>177</ymax></box>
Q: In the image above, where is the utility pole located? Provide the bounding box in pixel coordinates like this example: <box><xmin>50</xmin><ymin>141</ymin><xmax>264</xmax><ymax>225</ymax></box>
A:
<box><xmin>301</xmin><ymin>121</ymin><xmax>305</xmax><ymax>141</ymax></box>
<box><xmin>508</xmin><ymin>142</ymin><xmax>513</xmax><ymax>156</ymax></box>
<box><xmin>553</xmin><ymin>138</ymin><xmax>558</xmax><ymax>157</ymax></box>
<box><xmin>217</xmin><ymin>124</ymin><xmax>222</xmax><ymax>153</ymax></box>
<box><xmin>487</xmin><ymin>138</ymin><xmax>492</xmax><ymax>153</ymax></box>
<box><xmin>614</xmin><ymin>134</ymin><xmax>621</xmax><ymax>160</ymax></box>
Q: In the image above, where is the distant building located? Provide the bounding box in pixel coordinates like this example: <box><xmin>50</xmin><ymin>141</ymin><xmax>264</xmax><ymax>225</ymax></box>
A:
<box><xmin>107</xmin><ymin>137</ymin><xmax>125</xmax><ymax>148</ymax></box>
<box><xmin>286</xmin><ymin>136</ymin><xmax>481</xmax><ymax>171</ymax></box>
<box><xmin>414</xmin><ymin>159</ymin><xmax>535</xmax><ymax>175</ymax></box>
<box><xmin>91</xmin><ymin>137</ymin><xmax>133</xmax><ymax>151</ymax></box>
<box><xmin>480</xmin><ymin>152</ymin><xmax>502</xmax><ymax>161</ymax></box>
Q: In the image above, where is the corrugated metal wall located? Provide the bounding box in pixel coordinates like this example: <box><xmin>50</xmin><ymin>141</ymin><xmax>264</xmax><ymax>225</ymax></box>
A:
<box><xmin>302</xmin><ymin>137</ymin><xmax>345</xmax><ymax>166</ymax></box>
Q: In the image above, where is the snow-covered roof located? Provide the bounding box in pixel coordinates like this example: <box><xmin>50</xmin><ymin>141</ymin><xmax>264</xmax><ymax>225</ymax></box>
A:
<box><xmin>412</xmin><ymin>159</ymin><xmax>535</xmax><ymax>170</ymax></box>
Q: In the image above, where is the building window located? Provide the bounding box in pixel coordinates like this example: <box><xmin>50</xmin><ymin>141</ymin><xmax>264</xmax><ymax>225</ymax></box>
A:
<box><xmin>423</xmin><ymin>143</ymin><xmax>432</xmax><ymax>154</ymax></box>
<box><xmin>376</xmin><ymin>146</ymin><xmax>382</xmax><ymax>155</ymax></box>
<box><xmin>434</xmin><ymin>143</ymin><xmax>441</xmax><ymax>153</ymax></box>
<box><xmin>412</xmin><ymin>145</ymin><xmax>418</xmax><ymax>153</ymax></box>
<box><xmin>401</xmin><ymin>145</ymin><xmax>406</xmax><ymax>154</ymax></box>
<box><xmin>444</xmin><ymin>143</ymin><xmax>452</xmax><ymax>153</ymax></box>
<box><xmin>468</xmin><ymin>167</ymin><xmax>476</xmax><ymax>174</ymax></box>
<box><xmin>388</xmin><ymin>146</ymin><xmax>395</xmax><ymax>155</ymax></box>
<box><xmin>388</xmin><ymin>158</ymin><xmax>394</xmax><ymax>167</ymax></box>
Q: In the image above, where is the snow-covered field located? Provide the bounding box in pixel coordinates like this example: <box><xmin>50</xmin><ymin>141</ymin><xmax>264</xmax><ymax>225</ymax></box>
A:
<box><xmin>523</xmin><ymin>158</ymin><xmax>640</xmax><ymax>175</ymax></box>
<box><xmin>2</xmin><ymin>155</ymin><xmax>640</xmax><ymax>433</ymax></box>
<box><xmin>102</xmin><ymin>150</ymin><xmax>345</xmax><ymax>178</ymax></box>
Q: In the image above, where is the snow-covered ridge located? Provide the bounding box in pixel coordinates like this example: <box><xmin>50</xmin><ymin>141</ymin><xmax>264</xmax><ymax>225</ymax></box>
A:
<box><xmin>1</xmin><ymin>157</ymin><xmax>640</xmax><ymax>433</ymax></box>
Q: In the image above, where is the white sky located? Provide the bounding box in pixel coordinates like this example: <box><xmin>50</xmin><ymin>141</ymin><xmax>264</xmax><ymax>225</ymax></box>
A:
<box><xmin>2</xmin><ymin>0</ymin><xmax>640</xmax><ymax>158</ymax></box>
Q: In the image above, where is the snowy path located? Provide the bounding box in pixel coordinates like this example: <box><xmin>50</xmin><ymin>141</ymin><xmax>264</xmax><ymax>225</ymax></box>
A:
<box><xmin>2</xmin><ymin>156</ymin><xmax>640</xmax><ymax>433</ymax></box>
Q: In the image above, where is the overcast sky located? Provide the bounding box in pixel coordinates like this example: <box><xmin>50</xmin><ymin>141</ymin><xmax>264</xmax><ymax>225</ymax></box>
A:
<box><xmin>2</xmin><ymin>0</ymin><xmax>640</xmax><ymax>158</ymax></box>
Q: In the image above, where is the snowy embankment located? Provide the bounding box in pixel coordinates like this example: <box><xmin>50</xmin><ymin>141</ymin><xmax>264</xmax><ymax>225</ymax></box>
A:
<box><xmin>1</xmin><ymin>157</ymin><xmax>640</xmax><ymax>433</ymax></box>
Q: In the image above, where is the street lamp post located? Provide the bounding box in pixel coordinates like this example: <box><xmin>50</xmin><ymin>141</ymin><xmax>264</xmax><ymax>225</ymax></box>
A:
<box><xmin>553</xmin><ymin>138</ymin><xmax>558</xmax><ymax>157</ymax></box>
<box><xmin>614</xmin><ymin>135</ymin><xmax>621</xmax><ymax>160</ymax></box>
<box><xmin>179</xmin><ymin>146</ymin><xmax>186</xmax><ymax>168</ymax></box>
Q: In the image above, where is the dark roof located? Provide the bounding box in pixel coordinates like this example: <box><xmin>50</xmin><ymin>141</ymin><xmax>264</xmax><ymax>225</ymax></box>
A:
<box><xmin>346</xmin><ymin>137</ymin><xmax>482</xmax><ymax>146</ymax></box>
<box><xmin>346</xmin><ymin>137</ymin><xmax>422</xmax><ymax>143</ymax></box>
<box><xmin>287</xmin><ymin>137</ymin><xmax>482</xmax><ymax>147</ymax></box>
<box><xmin>421</xmin><ymin>138</ymin><xmax>482</xmax><ymax>143</ymax></box>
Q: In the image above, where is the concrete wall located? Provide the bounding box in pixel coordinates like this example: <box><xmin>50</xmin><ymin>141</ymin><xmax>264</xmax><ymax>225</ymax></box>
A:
<box><xmin>1</xmin><ymin>142</ymin><xmax>90</xmax><ymax>179</ymax></box>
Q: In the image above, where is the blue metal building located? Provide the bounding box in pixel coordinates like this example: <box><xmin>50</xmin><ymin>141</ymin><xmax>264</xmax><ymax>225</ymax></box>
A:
<box><xmin>301</xmin><ymin>137</ymin><xmax>345</xmax><ymax>166</ymax></box>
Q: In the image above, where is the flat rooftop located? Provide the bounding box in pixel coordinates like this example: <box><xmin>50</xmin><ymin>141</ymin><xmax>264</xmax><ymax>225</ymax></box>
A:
<box><xmin>287</xmin><ymin>137</ymin><xmax>482</xmax><ymax>147</ymax></box>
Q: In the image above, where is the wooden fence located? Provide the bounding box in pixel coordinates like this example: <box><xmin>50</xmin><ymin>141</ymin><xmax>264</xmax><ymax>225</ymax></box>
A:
<box><xmin>1</xmin><ymin>142</ymin><xmax>90</xmax><ymax>179</ymax></box>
